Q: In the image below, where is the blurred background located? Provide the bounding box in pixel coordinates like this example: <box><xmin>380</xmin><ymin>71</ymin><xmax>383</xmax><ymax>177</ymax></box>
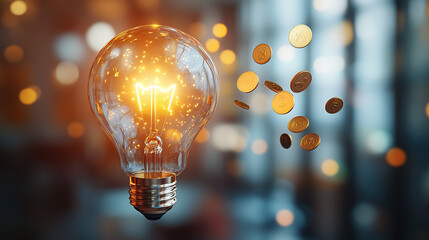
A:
<box><xmin>1</xmin><ymin>0</ymin><xmax>429</xmax><ymax>239</ymax></box>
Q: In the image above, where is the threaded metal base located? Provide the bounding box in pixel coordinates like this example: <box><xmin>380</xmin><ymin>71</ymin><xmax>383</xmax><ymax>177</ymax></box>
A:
<box><xmin>129</xmin><ymin>172</ymin><xmax>177</xmax><ymax>220</ymax></box>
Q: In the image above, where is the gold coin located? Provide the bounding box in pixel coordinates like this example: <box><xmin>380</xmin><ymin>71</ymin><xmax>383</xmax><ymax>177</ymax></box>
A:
<box><xmin>272</xmin><ymin>91</ymin><xmax>294</xmax><ymax>115</ymax></box>
<box><xmin>325</xmin><ymin>97</ymin><xmax>343</xmax><ymax>114</ymax></box>
<box><xmin>234</xmin><ymin>100</ymin><xmax>250</xmax><ymax>110</ymax></box>
<box><xmin>290</xmin><ymin>71</ymin><xmax>312</xmax><ymax>93</ymax></box>
<box><xmin>264</xmin><ymin>80</ymin><xmax>283</xmax><ymax>93</ymax></box>
<box><xmin>300</xmin><ymin>133</ymin><xmax>320</xmax><ymax>151</ymax></box>
<box><xmin>280</xmin><ymin>133</ymin><xmax>292</xmax><ymax>149</ymax></box>
<box><xmin>237</xmin><ymin>71</ymin><xmax>259</xmax><ymax>93</ymax></box>
<box><xmin>289</xmin><ymin>24</ymin><xmax>312</xmax><ymax>48</ymax></box>
<box><xmin>253</xmin><ymin>43</ymin><xmax>272</xmax><ymax>64</ymax></box>
<box><xmin>288</xmin><ymin>116</ymin><xmax>309</xmax><ymax>133</ymax></box>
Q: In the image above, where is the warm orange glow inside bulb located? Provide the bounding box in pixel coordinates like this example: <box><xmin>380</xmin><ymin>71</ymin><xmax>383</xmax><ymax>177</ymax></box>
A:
<box><xmin>135</xmin><ymin>84</ymin><xmax>176</xmax><ymax>112</ymax></box>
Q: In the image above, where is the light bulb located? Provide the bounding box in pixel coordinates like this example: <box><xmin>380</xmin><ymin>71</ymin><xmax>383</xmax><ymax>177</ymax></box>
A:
<box><xmin>88</xmin><ymin>25</ymin><xmax>218</xmax><ymax>220</ymax></box>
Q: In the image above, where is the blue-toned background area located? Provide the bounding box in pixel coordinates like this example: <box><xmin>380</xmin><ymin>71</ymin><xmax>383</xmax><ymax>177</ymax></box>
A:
<box><xmin>1</xmin><ymin>0</ymin><xmax>429</xmax><ymax>239</ymax></box>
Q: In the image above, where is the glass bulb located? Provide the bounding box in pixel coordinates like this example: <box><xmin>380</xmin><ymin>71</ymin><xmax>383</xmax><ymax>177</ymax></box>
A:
<box><xmin>88</xmin><ymin>25</ymin><xmax>218</xmax><ymax>220</ymax></box>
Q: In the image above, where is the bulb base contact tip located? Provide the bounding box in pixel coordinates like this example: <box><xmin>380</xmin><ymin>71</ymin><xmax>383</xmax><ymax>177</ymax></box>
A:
<box><xmin>129</xmin><ymin>172</ymin><xmax>177</xmax><ymax>221</ymax></box>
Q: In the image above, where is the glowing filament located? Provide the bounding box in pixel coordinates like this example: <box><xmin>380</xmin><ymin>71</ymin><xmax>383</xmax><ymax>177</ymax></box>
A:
<box><xmin>135</xmin><ymin>83</ymin><xmax>176</xmax><ymax>133</ymax></box>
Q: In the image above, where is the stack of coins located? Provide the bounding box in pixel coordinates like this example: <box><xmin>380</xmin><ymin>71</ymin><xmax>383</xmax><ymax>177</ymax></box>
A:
<box><xmin>232</xmin><ymin>24</ymin><xmax>343</xmax><ymax>151</ymax></box>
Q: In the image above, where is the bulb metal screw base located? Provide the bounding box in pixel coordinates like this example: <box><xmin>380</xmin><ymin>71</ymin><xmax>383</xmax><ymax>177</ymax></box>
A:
<box><xmin>129</xmin><ymin>172</ymin><xmax>177</xmax><ymax>220</ymax></box>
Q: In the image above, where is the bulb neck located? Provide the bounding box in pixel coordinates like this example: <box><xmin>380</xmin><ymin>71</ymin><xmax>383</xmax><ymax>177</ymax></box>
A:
<box><xmin>128</xmin><ymin>172</ymin><xmax>177</xmax><ymax>220</ymax></box>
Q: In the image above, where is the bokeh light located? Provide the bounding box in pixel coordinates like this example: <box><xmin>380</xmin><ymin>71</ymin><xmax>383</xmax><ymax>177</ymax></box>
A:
<box><xmin>353</xmin><ymin>203</ymin><xmax>378</xmax><ymax>227</ymax></box>
<box><xmin>314</xmin><ymin>55</ymin><xmax>345</xmax><ymax>74</ymax></box>
<box><xmin>366</xmin><ymin>130</ymin><xmax>392</xmax><ymax>154</ymax></box>
<box><xmin>426</xmin><ymin>102</ymin><xmax>429</xmax><ymax>118</ymax></box>
<box><xmin>220</xmin><ymin>50</ymin><xmax>236</xmax><ymax>65</ymax></box>
<box><xmin>55</xmin><ymin>62</ymin><xmax>79</xmax><ymax>85</ymax></box>
<box><xmin>212</xmin><ymin>23</ymin><xmax>227</xmax><ymax>38</ymax></box>
<box><xmin>321</xmin><ymin>159</ymin><xmax>339</xmax><ymax>177</ymax></box>
<box><xmin>313</xmin><ymin>0</ymin><xmax>347</xmax><ymax>15</ymax></box>
<box><xmin>85</xmin><ymin>22</ymin><xmax>115</xmax><ymax>52</ymax></box>
<box><xmin>313</xmin><ymin>0</ymin><xmax>329</xmax><ymax>12</ymax></box>
<box><xmin>212</xmin><ymin>124</ymin><xmax>248</xmax><ymax>152</ymax></box>
<box><xmin>205</xmin><ymin>38</ymin><xmax>220</xmax><ymax>53</ymax></box>
<box><xmin>251</xmin><ymin>139</ymin><xmax>268</xmax><ymax>155</ymax></box>
<box><xmin>195</xmin><ymin>127</ymin><xmax>210</xmax><ymax>143</ymax></box>
<box><xmin>67</xmin><ymin>121</ymin><xmax>85</xmax><ymax>138</ymax></box>
<box><xmin>340</xmin><ymin>20</ymin><xmax>354</xmax><ymax>46</ymax></box>
<box><xmin>10</xmin><ymin>1</ymin><xmax>27</xmax><ymax>16</ymax></box>
<box><xmin>249</xmin><ymin>92</ymin><xmax>269</xmax><ymax>115</ymax></box>
<box><xmin>277</xmin><ymin>45</ymin><xmax>295</xmax><ymax>62</ymax></box>
<box><xmin>4</xmin><ymin>44</ymin><xmax>24</xmax><ymax>63</ymax></box>
<box><xmin>276</xmin><ymin>209</ymin><xmax>294</xmax><ymax>227</ymax></box>
<box><xmin>19</xmin><ymin>86</ymin><xmax>39</xmax><ymax>105</ymax></box>
<box><xmin>55</xmin><ymin>33</ymin><xmax>85</xmax><ymax>62</ymax></box>
<box><xmin>386</xmin><ymin>147</ymin><xmax>407</xmax><ymax>167</ymax></box>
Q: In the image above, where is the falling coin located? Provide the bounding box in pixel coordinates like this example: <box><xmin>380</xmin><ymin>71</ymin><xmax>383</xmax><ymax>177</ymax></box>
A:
<box><xmin>264</xmin><ymin>81</ymin><xmax>283</xmax><ymax>93</ymax></box>
<box><xmin>300</xmin><ymin>133</ymin><xmax>320</xmax><ymax>151</ymax></box>
<box><xmin>253</xmin><ymin>43</ymin><xmax>272</xmax><ymax>64</ymax></box>
<box><xmin>234</xmin><ymin>100</ymin><xmax>250</xmax><ymax>110</ymax></box>
<box><xmin>288</xmin><ymin>116</ymin><xmax>309</xmax><ymax>133</ymax></box>
<box><xmin>289</xmin><ymin>24</ymin><xmax>312</xmax><ymax>48</ymax></box>
<box><xmin>325</xmin><ymin>97</ymin><xmax>343</xmax><ymax>114</ymax></box>
<box><xmin>237</xmin><ymin>71</ymin><xmax>259</xmax><ymax>93</ymax></box>
<box><xmin>290</xmin><ymin>71</ymin><xmax>312</xmax><ymax>93</ymax></box>
<box><xmin>272</xmin><ymin>91</ymin><xmax>295</xmax><ymax>115</ymax></box>
<box><xmin>280</xmin><ymin>133</ymin><xmax>292</xmax><ymax>149</ymax></box>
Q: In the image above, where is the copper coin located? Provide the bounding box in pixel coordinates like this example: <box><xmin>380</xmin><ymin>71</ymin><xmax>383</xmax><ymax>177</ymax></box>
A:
<box><xmin>264</xmin><ymin>80</ymin><xmax>283</xmax><ymax>93</ymax></box>
<box><xmin>234</xmin><ymin>100</ymin><xmax>250</xmax><ymax>110</ymax></box>
<box><xmin>300</xmin><ymin>133</ymin><xmax>320</xmax><ymax>151</ymax></box>
<box><xmin>288</xmin><ymin>116</ymin><xmax>309</xmax><ymax>133</ymax></box>
<box><xmin>253</xmin><ymin>43</ymin><xmax>272</xmax><ymax>64</ymax></box>
<box><xmin>280</xmin><ymin>133</ymin><xmax>292</xmax><ymax>149</ymax></box>
<box><xmin>290</xmin><ymin>71</ymin><xmax>312</xmax><ymax>93</ymax></box>
<box><xmin>325</xmin><ymin>97</ymin><xmax>343</xmax><ymax>114</ymax></box>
